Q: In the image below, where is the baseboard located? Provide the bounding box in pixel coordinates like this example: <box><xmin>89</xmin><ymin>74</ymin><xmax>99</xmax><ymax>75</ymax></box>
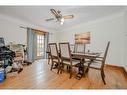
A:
<box><xmin>124</xmin><ymin>67</ymin><xmax>127</xmax><ymax>73</ymax></box>
<box><xmin>105</xmin><ymin>64</ymin><xmax>123</xmax><ymax>69</ymax></box>
<box><xmin>105</xmin><ymin>64</ymin><xmax>127</xmax><ymax>78</ymax></box>
<box><xmin>122</xmin><ymin>67</ymin><xmax>127</xmax><ymax>77</ymax></box>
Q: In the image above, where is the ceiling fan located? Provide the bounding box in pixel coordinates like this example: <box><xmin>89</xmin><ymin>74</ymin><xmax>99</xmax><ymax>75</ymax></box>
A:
<box><xmin>45</xmin><ymin>9</ymin><xmax>74</xmax><ymax>25</ymax></box>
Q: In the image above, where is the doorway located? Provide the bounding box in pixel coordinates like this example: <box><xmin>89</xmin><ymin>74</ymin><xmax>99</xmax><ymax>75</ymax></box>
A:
<box><xmin>35</xmin><ymin>32</ymin><xmax>45</xmax><ymax>59</ymax></box>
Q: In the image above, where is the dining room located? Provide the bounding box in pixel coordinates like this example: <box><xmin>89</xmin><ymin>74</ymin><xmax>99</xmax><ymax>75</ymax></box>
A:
<box><xmin>0</xmin><ymin>6</ymin><xmax>127</xmax><ymax>89</ymax></box>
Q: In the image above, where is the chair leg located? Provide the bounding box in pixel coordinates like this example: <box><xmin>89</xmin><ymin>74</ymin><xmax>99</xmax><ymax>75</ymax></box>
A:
<box><xmin>57</xmin><ymin>64</ymin><xmax>59</xmax><ymax>74</ymax></box>
<box><xmin>50</xmin><ymin>62</ymin><xmax>54</xmax><ymax>71</ymax></box>
<box><xmin>60</xmin><ymin>64</ymin><xmax>64</xmax><ymax>74</ymax></box>
<box><xmin>57</xmin><ymin>63</ymin><xmax>61</xmax><ymax>74</ymax></box>
<box><xmin>101</xmin><ymin>70</ymin><xmax>106</xmax><ymax>85</ymax></box>
<box><xmin>60</xmin><ymin>69</ymin><xmax>62</xmax><ymax>74</ymax></box>
<box><xmin>57</xmin><ymin>67</ymin><xmax>60</xmax><ymax>74</ymax></box>
<box><xmin>103</xmin><ymin>70</ymin><xmax>105</xmax><ymax>78</ymax></box>
<box><xmin>67</xmin><ymin>65</ymin><xmax>71</xmax><ymax>73</ymax></box>
<box><xmin>48</xmin><ymin>58</ymin><xmax>50</xmax><ymax>64</ymax></box>
<box><xmin>69</xmin><ymin>66</ymin><xmax>72</xmax><ymax>79</ymax></box>
<box><xmin>85</xmin><ymin>67</ymin><xmax>89</xmax><ymax>73</ymax></box>
<box><xmin>67</xmin><ymin>65</ymin><xmax>69</xmax><ymax>71</ymax></box>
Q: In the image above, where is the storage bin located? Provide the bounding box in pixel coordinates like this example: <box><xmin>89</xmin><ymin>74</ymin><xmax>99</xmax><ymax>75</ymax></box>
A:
<box><xmin>0</xmin><ymin>68</ymin><xmax>5</xmax><ymax>83</ymax></box>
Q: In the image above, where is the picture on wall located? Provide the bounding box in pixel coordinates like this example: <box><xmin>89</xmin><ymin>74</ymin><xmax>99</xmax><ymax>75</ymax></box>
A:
<box><xmin>75</xmin><ymin>32</ymin><xmax>90</xmax><ymax>44</ymax></box>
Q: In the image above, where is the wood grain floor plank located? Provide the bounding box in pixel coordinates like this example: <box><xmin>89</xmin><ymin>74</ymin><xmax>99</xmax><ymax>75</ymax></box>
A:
<box><xmin>0</xmin><ymin>59</ymin><xmax>127</xmax><ymax>89</ymax></box>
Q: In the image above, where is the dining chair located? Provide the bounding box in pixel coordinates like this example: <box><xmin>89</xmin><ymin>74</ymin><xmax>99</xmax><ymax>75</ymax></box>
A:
<box><xmin>46</xmin><ymin>46</ymin><xmax>51</xmax><ymax>64</ymax></box>
<box><xmin>73</xmin><ymin>44</ymin><xmax>91</xmax><ymax>63</ymax></box>
<box><xmin>70</xmin><ymin>44</ymin><xmax>75</xmax><ymax>53</ymax></box>
<box><xmin>84</xmin><ymin>41</ymin><xmax>110</xmax><ymax>84</ymax></box>
<box><xmin>59</xmin><ymin>42</ymin><xmax>80</xmax><ymax>78</ymax></box>
<box><xmin>48</xmin><ymin>43</ymin><xmax>61</xmax><ymax>74</ymax></box>
<box><xmin>74</xmin><ymin>44</ymin><xmax>85</xmax><ymax>53</ymax></box>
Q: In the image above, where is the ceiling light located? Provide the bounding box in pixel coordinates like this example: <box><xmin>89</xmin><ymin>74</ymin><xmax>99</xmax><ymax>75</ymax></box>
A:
<box><xmin>60</xmin><ymin>18</ymin><xmax>64</xmax><ymax>22</ymax></box>
<box><xmin>60</xmin><ymin>21</ymin><xmax>64</xmax><ymax>25</ymax></box>
<box><xmin>60</xmin><ymin>18</ymin><xmax>64</xmax><ymax>25</ymax></box>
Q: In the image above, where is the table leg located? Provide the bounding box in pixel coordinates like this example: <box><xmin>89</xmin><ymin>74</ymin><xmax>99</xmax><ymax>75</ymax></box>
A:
<box><xmin>85</xmin><ymin>59</ymin><xmax>93</xmax><ymax>73</ymax></box>
<box><xmin>76</xmin><ymin>59</ymin><xmax>84</xmax><ymax>80</ymax></box>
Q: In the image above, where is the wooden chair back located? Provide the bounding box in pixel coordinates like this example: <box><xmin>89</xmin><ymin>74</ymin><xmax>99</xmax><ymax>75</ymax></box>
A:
<box><xmin>74</xmin><ymin>44</ymin><xmax>85</xmax><ymax>53</ymax></box>
<box><xmin>48</xmin><ymin>43</ymin><xmax>59</xmax><ymax>59</ymax></box>
<box><xmin>59</xmin><ymin>43</ymin><xmax>72</xmax><ymax>64</ymax></box>
<box><xmin>70</xmin><ymin>44</ymin><xmax>75</xmax><ymax>53</ymax></box>
<box><xmin>101</xmin><ymin>41</ymin><xmax>110</xmax><ymax>68</ymax></box>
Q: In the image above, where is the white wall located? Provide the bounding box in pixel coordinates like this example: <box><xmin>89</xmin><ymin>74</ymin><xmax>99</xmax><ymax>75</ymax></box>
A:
<box><xmin>125</xmin><ymin>36</ymin><xmax>127</xmax><ymax>71</ymax></box>
<box><xmin>0</xmin><ymin>18</ymin><xmax>27</xmax><ymax>45</ymax></box>
<box><xmin>0</xmin><ymin>17</ymin><xmax>57</xmax><ymax>45</ymax></box>
<box><xmin>124</xmin><ymin>33</ymin><xmax>127</xmax><ymax>71</ymax></box>
<box><xmin>57</xmin><ymin>13</ymin><xmax>125</xmax><ymax>67</ymax></box>
<box><xmin>124</xmin><ymin>11</ymin><xmax>127</xmax><ymax>71</ymax></box>
<box><xmin>49</xmin><ymin>32</ymin><xmax>58</xmax><ymax>43</ymax></box>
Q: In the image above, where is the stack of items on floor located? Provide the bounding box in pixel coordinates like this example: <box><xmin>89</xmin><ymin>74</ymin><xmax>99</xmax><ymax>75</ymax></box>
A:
<box><xmin>8</xmin><ymin>43</ymin><xmax>24</xmax><ymax>73</ymax></box>
<box><xmin>0</xmin><ymin>68</ymin><xmax>5</xmax><ymax>83</ymax></box>
<box><xmin>0</xmin><ymin>38</ymin><xmax>32</xmax><ymax>83</ymax></box>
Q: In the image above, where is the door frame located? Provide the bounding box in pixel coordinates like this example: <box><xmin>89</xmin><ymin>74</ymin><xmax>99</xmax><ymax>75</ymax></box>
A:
<box><xmin>34</xmin><ymin>31</ymin><xmax>45</xmax><ymax>60</ymax></box>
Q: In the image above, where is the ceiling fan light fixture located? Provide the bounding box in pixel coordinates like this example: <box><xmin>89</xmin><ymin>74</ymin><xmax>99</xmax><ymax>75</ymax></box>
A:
<box><xmin>60</xmin><ymin>18</ymin><xmax>64</xmax><ymax>22</ymax></box>
<box><xmin>60</xmin><ymin>18</ymin><xmax>64</xmax><ymax>25</ymax></box>
<box><xmin>60</xmin><ymin>21</ymin><xmax>64</xmax><ymax>25</ymax></box>
<box><xmin>46</xmin><ymin>9</ymin><xmax>74</xmax><ymax>25</ymax></box>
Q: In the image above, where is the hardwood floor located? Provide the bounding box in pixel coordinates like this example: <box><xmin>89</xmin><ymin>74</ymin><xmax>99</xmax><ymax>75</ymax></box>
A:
<box><xmin>0</xmin><ymin>59</ymin><xmax>127</xmax><ymax>89</ymax></box>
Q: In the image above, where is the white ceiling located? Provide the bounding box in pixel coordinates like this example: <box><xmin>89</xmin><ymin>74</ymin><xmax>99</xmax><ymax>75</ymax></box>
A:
<box><xmin>0</xmin><ymin>6</ymin><xmax>126</xmax><ymax>31</ymax></box>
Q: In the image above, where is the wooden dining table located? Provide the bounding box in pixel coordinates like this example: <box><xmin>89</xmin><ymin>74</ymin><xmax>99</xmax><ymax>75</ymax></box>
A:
<box><xmin>71</xmin><ymin>52</ymin><xmax>101</xmax><ymax>79</ymax></box>
<box><xmin>72</xmin><ymin>52</ymin><xmax>100</xmax><ymax>61</ymax></box>
<box><xmin>46</xmin><ymin>50</ymin><xmax>101</xmax><ymax>79</ymax></box>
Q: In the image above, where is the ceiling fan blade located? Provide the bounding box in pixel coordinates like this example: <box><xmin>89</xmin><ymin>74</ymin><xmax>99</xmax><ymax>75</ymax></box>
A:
<box><xmin>50</xmin><ymin>9</ymin><xmax>59</xmax><ymax>18</ymax></box>
<box><xmin>63</xmin><ymin>15</ymin><xmax>74</xmax><ymax>19</ymax></box>
<box><xmin>45</xmin><ymin>18</ymin><xmax>55</xmax><ymax>21</ymax></box>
